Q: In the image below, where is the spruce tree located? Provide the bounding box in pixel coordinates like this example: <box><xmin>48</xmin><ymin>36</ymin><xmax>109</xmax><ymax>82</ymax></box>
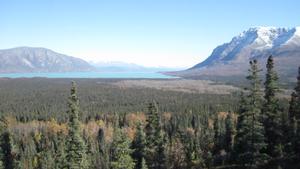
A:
<box><xmin>156</xmin><ymin>135</ymin><xmax>167</xmax><ymax>169</ymax></box>
<box><xmin>263</xmin><ymin>55</ymin><xmax>283</xmax><ymax>159</ymax></box>
<box><xmin>234</xmin><ymin>60</ymin><xmax>268</xmax><ymax>168</ymax></box>
<box><xmin>37</xmin><ymin>132</ymin><xmax>55</xmax><ymax>169</ymax></box>
<box><xmin>38</xmin><ymin>149</ymin><xmax>55</xmax><ymax>169</ymax></box>
<box><xmin>289</xmin><ymin>67</ymin><xmax>300</xmax><ymax>156</ymax></box>
<box><xmin>144</xmin><ymin>101</ymin><xmax>166</xmax><ymax>169</ymax></box>
<box><xmin>213</xmin><ymin>117</ymin><xmax>222</xmax><ymax>154</ymax></box>
<box><xmin>141</xmin><ymin>158</ymin><xmax>148</xmax><ymax>169</ymax></box>
<box><xmin>65</xmin><ymin>81</ymin><xmax>88</xmax><ymax>169</ymax></box>
<box><xmin>1</xmin><ymin>131</ymin><xmax>17</xmax><ymax>169</ymax></box>
<box><xmin>97</xmin><ymin>128</ymin><xmax>109</xmax><ymax>169</ymax></box>
<box><xmin>0</xmin><ymin>122</ymin><xmax>4</xmax><ymax>169</ymax></box>
<box><xmin>225</xmin><ymin>111</ymin><xmax>236</xmax><ymax>153</ymax></box>
<box><xmin>55</xmin><ymin>131</ymin><xmax>67</xmax><ymax>169</ymax></box>
<box><xmin>234</xmin><ymin>92</ymin><xmax>248</xmax><ymax>162</ymax></box>
<box><xmin>180</xmin><ymin>129</ymin><xmax>203</xmax><ymax>169</ymax></box>
<box><xmin>110</xmin><ymin>129</ymin><xmax>135</xmax><ymax>169</ymax></box>
<box><xmin>0</xmin><ymin>118</ymin><xmax>17</xmax><ymax>169</ymax></box>
<box><xmin>132</xmin><ymin>123</ymin><xmax>146</xmax><ymax>169</ymax></box>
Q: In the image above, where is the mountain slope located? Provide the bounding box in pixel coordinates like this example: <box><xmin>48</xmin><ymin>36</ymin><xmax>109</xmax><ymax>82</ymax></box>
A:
<box><xmin>0</xmin><ymin>47</ymin><xmax>95</xmax><ymax>73</ymax></box>
<box><xmin>168</xmin><ymin>27</ymin><xmax>300</xmax><ymax>83</ymax></box>
<box><xmin>90</xmin><ymin>61</ymin><xmax>183</xmax><ymax>72</ymax></box>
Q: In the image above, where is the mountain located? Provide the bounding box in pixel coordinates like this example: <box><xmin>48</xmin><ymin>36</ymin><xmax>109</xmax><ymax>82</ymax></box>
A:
<box><xmin>167</xmin><ymin>27</ymin><xmax>300</xmax><ymax>83</ymax></box>
<box><xmin>90</xmin><ymin>61</ymin><xmax>184</xmax><ymax>72</ymax></box>
<box><xmin>90</xmin><ymin>61</ymin><xmax>147</xmax><ymax>72</ymax></box>
<box><xmin>0</xmin><ymin>47</ymin><xmax>95</xmax><ymax>73</ymax></box>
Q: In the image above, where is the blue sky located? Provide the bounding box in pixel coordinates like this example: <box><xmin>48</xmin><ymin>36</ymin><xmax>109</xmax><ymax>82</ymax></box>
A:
<box><xmin>1</xmin><ymin>0</ymin><xmax>299</xmax><ymax>67</ymax></box>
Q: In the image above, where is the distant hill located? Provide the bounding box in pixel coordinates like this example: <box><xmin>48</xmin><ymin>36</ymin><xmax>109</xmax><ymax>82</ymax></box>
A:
<box><xmin>90</xmin><ymin>61</ymin><xmax>184</xmax><ymax>72</ymax></box>
<box><xmin>167</xmin><ymin>27</ymin><xmax>300</xmax><ymax>84</ymax></box>
<box><xmin>0</xmin><ymin>47</ymin><xmax>95</xmax><ymax>73</ymax></box>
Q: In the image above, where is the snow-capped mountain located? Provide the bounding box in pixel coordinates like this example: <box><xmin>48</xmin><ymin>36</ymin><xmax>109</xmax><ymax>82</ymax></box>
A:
<box><xmin>0</xmin><ymin>47</ymin><xmax>95</xmax><ymax>73</ymax></box>
<box><xmin>168</xmin><ymin>27</ymin><xmax>300</xmax><ymax>82</ymax></box>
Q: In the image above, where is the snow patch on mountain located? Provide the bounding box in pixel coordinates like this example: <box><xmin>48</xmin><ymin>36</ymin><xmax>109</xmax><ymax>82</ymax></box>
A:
<box><xmin>283</xmin><ymin>27</ymin><xmax>300</xmax><ymax>46</ymax></box>
<box><xmin>188</xmin><ymin>26</ymin><xmax>300</xmax><ymax>72</ymax></box>
<box><xmin>22</xmin><ymin>58</ymin><xmax>35</xmax><ymax>68</ymax></box>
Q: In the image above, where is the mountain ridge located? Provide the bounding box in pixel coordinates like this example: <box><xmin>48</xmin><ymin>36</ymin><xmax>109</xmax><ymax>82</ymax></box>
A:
<box><xmin>0</xmin><ymin>47</ymin><xmax>95</xmax><ymax>73</ymax></box>
<box><xmin>90</xmin><ymin>61</ymin><xmax>184</xmax><ymax>72</ymax></box>
<box><xmin>168</xmin><ymin>26</ymin><xmax>300</xmax><ymax>83</ymax></box>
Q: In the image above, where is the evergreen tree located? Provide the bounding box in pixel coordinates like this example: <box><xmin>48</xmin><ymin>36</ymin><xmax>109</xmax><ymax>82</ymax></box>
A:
<box><xmin>225</xmin><ymin>111</ymin><xmax>236</xmax><ymax>153</ymax></box>
<box><xmin>289</xmin><ymin>67</ymin><xmax>300</xmax><ymax>157</ymax></box>
<box><xmin>156</xmin><ymin>135</ymin><xmax>167</xmax><ymax>169</ymax></box>
<box><xmin>233</xmin><ymin>92</ymin><xmax>247</xmax><ymax>162</ymax></box>
<box><xmin>132</xmin><ymin>123</ymin><xmax>146</xmax><ymax>169</ymax></box>
<box><xmin>213</xmin><ymin>117</ymin><xmax>222</xmax><ymax>154</ymax></box>
<box><xmin>0</xmin><ymin>122</ymin><xmax>4</xmax><ymax>169</ymax></box>
<box><xmin>234</xmin><ymin>60</ymin><xmax>268</xmax><ymax>168</ymax></box>
<box><xmin>1</xmin><ymin>131</ymin><xmax>17</xmax><ymax>169</ymax></box>
<box><xmin>37</xmin><ymin>132</ymin><xmax>55</xmax><ymax>169</ymax></box>
<box><xmin>55</xmin><ymin>131</ymin><xmax>67</xmax><ymax>169</ymax></box>
<box><xmin>0</xmin><ymin>118</ymin><xmax>17</xmax><ymax>169</ymax></box>
<box><xmin>288</xmin><ymin>92</ymin><xmax>298</xmax><ymax>155</ymax></box>
<box><xmin>65</xmin><ymin>81</ymin><xmax>88</xmax><ymax>169</ymax></box>
<box><xmin>37</xmin><ymin>149</ymin><xmax>55</xmax><ymax>169</ymax></box>
<box><xmin>0</xmin><ymin>160</ymin><xmax>4</xmax><ymax>169</ymax></box>
<box><xmin>180</xmin><ymin>129</ymin><xmax>203</xmax><ymax>169</ymax></box>
<box><xmin>144</xmin><ymin>101</ymin><xmax>167</xmax><ymax>169</ymax></box>
<box><xmin>97</xmin><ymin>128</ymin><xmax>109</xmax><ymax>169</ymax></box>
<box><xmin>141</xmin><ymin>158</ymin><xmax>148</xmax><ymax>169</ymax></box>
<box><xmin>110</xmin><ymin>129</ymin><xmax>135</xmax><ymax>169</ymax></box>
<box><xmin>263</xmin><ymin>55</ymin><xmax>283</xmax><ymax>159</ymax></box>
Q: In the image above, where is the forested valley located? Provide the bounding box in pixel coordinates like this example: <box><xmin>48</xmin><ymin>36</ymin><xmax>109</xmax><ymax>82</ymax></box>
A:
<box><xmin>0</xmin><ymin>56</ymin><xmax>299</xmax><ymax>169</ymax></box>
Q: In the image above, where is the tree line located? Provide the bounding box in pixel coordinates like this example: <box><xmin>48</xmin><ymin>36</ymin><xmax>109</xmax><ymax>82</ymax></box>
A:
<box><xmin>0</xmin><ymin>55</ymin><xmax>299</xmax><ymax>169</ymax></box>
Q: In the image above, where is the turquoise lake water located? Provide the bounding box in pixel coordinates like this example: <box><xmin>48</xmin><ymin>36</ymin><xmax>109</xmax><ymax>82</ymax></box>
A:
<box><xmin>0</xmin><ymin>72</ymin><xmax>176</xmax><ymax>79</ymax></box>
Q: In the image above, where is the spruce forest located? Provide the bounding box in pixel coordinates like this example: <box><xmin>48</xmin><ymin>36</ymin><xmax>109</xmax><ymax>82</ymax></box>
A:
<box><xmin>0</xmin><ymin>56</ymin><xmax>299</xmax><ymax>169</ymax></box>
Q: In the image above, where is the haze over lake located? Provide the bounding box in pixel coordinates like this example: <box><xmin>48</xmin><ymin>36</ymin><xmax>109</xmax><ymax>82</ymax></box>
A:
<box><xmin>0</xmin><ymin>71</ymin><xmax>176</xmax><ymax>79</ymax></box>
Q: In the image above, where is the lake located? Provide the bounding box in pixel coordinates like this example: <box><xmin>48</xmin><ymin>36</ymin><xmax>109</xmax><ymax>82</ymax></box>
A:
<box><xmin>0</xmin><ymin>72</ymin><xmax>176</xmax><ymax>79</ymax></box>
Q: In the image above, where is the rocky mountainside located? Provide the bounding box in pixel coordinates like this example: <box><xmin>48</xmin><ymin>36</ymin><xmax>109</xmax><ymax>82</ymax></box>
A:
<box><xmin>0</xmin><ymin>47</ymin><xmax>95</xmax><ymax>73</ymax></box>
<box><xmin>168</xmin><ymin>27</ymin><xmax>300</xmax><ymax>83</ymax></box>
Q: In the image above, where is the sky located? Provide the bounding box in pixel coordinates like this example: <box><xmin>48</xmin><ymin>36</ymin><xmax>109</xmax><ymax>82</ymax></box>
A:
<box><xmin>1</xmin><ymin>0</ymin><xmax>300</xmax><ymax>68</ymax></box>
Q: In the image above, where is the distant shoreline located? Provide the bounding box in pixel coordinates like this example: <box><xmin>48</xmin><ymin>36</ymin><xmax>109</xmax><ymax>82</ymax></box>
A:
<box><xmin>0</xmin><ymin>71</ymin><xmax>177</xmax><ymax>79</ymax></box>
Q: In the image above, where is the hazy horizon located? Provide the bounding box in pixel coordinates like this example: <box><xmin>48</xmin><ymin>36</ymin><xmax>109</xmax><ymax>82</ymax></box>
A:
<box><xmin>1</xmin><ymin>0</ymin><xmax>300</xmax><ymax>67</ymax></box>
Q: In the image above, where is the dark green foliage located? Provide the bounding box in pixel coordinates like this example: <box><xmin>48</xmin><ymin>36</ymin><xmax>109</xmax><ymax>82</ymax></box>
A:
<box><xmin>234</xmin><ymin>60</ymin><xmax>268</xmax><ymax>168</ymax></box>
<box><xmin>180</xmin><ymin>129</ymin><xmax>204</xmax><ymax>169</ymax></box>
<box><xmin>37</xmin><ymin>148</ymin><xmax>55</xmax><ymax>169</ymax></box>
<box><xmin>132</xmin><ymin>123</ymin><xmax>146</xmax><ymax>169</ymax></box>
<box><xmin>0</xmin><ymin>78</ymin><xmax>239</xmax><ymax>122</ymax></box>
<box><xmin>145</xmin><ymin>102</ymin><xmax>167</xmax><ymax>169</ymax></box>
<box><xmin>97</xmin><ymin>128</ymin><xmax>109</xmax><ymax>169</ymax></box>
<box><xmin>0</xmin><ymin>119</ymin><xmax>19</xmax><ymax>169</ymax></box>
<box><xmin>65</xmin><ymin>81</ymin><xmax>88</xmax><ymax>169</ymax></box>
<box><xmin>156</xmin><ymin>136</ymin><xmax>167</xmax><ymax>169</ymax></box>
<box><xmin>1</xmin><ymin>131</ymin><xmax>17</xmax><ymax>169</ymax></box>
<box><xmin>288</xmin><ymin>67</ymin><xmax>300</xmax><ymax>159</ymax></box>
<box><xmin>0</xmin><ymin>121</ymin><xmax>4</xmax><ymax>169</ymax></box>
<box><xmin>225</xmin><ymin>111</ymin><xmax>236</xmax><ymax>153</ymax></box>
<box><xmin>263</xmin><ymin>56</ymin><xmax>283</xmax><ymax>160</ymax></box>
<box><xmin>36</xmin><ymin>132</ymin><xmax>55</xmax><ymax>169</ymax></box>
<box><xmin>141</xmin><ymin>158</ymin><xmax>148</xmax><ymax>169</ymax></box>
<box><xmin>55</xmin><ymin>131</ymin><xmax>67</xmax><ymax>169</ymax></box>
<box><xmin>110</xmin><ymin>128</ymin><xmax>135</xmax><ymax>169</ymax></box>
<box><xmin>213</xmin><ymin>116</ymin><xmax>222</xmax><ymax>154</ymax></box>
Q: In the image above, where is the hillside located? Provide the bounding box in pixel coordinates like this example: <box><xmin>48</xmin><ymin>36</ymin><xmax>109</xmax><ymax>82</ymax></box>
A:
<box><xmin>167</xmin><ymin>27</ymin><xmax>300</xmax><ymax>84</ymax></box>
<box><xmin>0</xmin><ymin>47</ymin><xmax>95</xmax><ymax>73</ymax></box>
